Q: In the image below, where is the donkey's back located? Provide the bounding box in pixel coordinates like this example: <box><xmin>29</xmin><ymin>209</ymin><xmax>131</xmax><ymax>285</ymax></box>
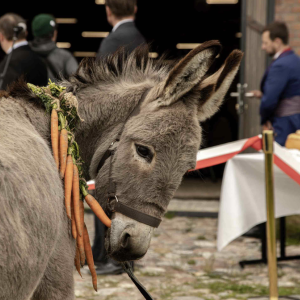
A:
<box><xmin>0</xmin><ymin>97</ymin><xmax>75</xmax><ymax>300</ymax></box>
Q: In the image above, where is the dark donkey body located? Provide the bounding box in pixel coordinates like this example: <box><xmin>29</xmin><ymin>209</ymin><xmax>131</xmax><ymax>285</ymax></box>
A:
<box><xmin>0</xmin><ymin>42</ymin><xmax>242</xmax><ymax>299</ymax></box>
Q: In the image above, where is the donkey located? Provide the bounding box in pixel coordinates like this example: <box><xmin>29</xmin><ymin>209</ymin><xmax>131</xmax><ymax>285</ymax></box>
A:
<box><xmin>0</xmin><ymin>41</ymin><xmax>242</xmax><ymax>300</ymax></box>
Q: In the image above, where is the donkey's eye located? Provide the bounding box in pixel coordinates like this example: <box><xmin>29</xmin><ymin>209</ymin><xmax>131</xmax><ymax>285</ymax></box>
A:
<box><xmin>135</xmin><ymin>144</ymin><xmax>153</xmax><ymax>162</ymax></box>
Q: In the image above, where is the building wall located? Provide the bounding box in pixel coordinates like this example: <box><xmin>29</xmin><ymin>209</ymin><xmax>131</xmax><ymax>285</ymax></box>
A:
<box><xmin>275</xmin><ymin>0</ymin><xmax>300</xmax><ymax>55</ymax></box>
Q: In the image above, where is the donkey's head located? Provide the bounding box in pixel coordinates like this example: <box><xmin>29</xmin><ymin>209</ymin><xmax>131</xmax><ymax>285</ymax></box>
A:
<box><xmin>78</xmin><ymin>41</ymin><xmax>242</xmax><ymax>261</ymax></box>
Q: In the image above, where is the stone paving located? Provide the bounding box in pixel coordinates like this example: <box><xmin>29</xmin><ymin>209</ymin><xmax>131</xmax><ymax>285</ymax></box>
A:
<box><xmin>75</xmin><ymin>210</ymin><xmax>300</xmax><ymax>300</ymax></box>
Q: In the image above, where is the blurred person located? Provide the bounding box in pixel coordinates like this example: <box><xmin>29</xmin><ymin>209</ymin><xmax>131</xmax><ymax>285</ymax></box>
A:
<box><xmin>30</xmin><ymin>14</ymin><xmax>78</xmax><ymax>82</ymax></box>
<box><xmin>250</xmin><ymin>21</ymin><xmax>300</xmax><ymax>146</ymax></box>
<box><xmin>97</xmin><ymin>0</ymin><xmax>146</xmax><ymax>57</ymax></box>
<box><xmin>0</xmin><ymin>13</ymin><xmax>47</xmax><ymax>89</ymax></box>
<box><xmin>94</xmin><ymin>0</ymin><xmax>145</xmax><ymax>275</ymax></box>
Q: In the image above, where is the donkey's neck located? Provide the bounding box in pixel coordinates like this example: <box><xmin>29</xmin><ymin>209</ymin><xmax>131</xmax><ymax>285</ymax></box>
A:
<box><xmin>74</xmin><ymin>82</ymin><xmax>151</xmax><ymax>179</ymax></box>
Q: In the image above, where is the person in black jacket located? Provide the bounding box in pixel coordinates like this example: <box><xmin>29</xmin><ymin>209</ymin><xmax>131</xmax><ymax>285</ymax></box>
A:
<box><xmin>30</xmin><ymin>14</ymin><xmax>78</xmax><ymax>82</ymax></box>
<box><xmin>0</xmin><ymin>13</ymin><xmax>47</xmax><ymax>90</ymax></box>
<box><xmin>94</xmin><ymin>0</ymin><xmax>146</xmax><ymax>275</ymax></box>
<box><xmin>97</xmin><ymin>0</ymin><xmax>146</xmax><ymax>58</ymax></box>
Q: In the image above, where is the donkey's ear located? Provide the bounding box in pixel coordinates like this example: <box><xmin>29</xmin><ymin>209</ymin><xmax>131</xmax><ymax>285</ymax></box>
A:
<box><xmin>158</xmin><ymin>40</ymin><xmax>222</xmax><ymax>107</ymax></box>
<box><xmin>195</xmin><ymin>49</ymin><xmax>243</xmax><ymax>122</ymax></box>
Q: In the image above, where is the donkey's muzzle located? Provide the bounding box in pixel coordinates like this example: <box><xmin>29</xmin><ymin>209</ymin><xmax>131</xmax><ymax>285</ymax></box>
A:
<box><xmin>112</xmin><ymin>228</ymin><xmax>147</xmax><ymax>261</ymax></box>
<box><xmin>106</xmin><ymin>212</ymin><xmax>154</xmax><ymax>262</ymax></box>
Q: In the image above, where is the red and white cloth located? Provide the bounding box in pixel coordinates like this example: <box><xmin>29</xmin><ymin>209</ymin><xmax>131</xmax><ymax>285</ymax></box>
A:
<box><xmin>198</xmin><ymin>135</ymin><xmax>300</xmax><ymax>251</ymax></box>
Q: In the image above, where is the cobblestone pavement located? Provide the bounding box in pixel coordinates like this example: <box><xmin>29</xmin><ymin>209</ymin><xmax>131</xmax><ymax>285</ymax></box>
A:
<box><xmin>75</xmin><ymin>211</ymin><xmax>300</xmax><ymax>300</ymax></box>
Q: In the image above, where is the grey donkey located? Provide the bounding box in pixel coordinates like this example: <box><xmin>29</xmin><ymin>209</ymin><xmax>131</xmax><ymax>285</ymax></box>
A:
<box><xmin>0</xmin><ymin>40</ymin><xmax>242</xmax><ymax>299</ymax></box>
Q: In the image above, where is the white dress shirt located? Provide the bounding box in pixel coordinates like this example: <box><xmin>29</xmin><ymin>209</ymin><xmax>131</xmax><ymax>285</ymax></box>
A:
<box><xmin>7</xmin><ymin>40</ymin><xmax>28</xmax><ymax>54</ymax></box>
<box><xmin>273</xmin><ymin>49</ymin><xmax>283</xmax><ymax>60</ymax></box>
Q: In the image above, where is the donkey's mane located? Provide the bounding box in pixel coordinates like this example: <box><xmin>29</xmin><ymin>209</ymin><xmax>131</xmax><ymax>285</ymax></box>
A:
<box><xmin>3</xmin><ymin>45</ymin><xmax>174</xmax><ymax>105</ymax></box>
<box><xmin>62</xmin><ymin>45</ymin><xmax>174</xmax><ymax>93</ymax></box>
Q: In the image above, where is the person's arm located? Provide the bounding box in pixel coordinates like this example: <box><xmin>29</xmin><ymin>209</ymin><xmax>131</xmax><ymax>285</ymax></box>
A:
<box><xmin>260</xmin><ymin>63</ymin><xmax>289</xmax><ymax>125</ymax></box>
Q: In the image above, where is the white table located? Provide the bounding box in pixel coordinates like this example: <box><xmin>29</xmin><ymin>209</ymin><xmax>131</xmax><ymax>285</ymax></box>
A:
<box><xmin>217</xmin><ymin>152</ymin><xmax>300</xmax><ymax>251</ymax></box>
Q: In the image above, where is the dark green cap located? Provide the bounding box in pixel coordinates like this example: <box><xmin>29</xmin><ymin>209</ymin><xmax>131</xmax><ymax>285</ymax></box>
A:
<box><xmin>32</xmin><ymin>14</ymin><xmax>56</xmax><ymax>38</ymax></box>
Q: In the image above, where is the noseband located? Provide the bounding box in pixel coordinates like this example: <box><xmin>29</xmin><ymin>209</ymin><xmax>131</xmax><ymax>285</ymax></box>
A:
<box><xmin>96</xmin><ymin>88</ymin><xmax>162</xmax><ymax>228</ymax></box>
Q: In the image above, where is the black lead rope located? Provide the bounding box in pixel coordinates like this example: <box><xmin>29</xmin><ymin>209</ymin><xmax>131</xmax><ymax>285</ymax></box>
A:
<box><xmin>121</xmin><ymin>262</ymin><xmax>154</xmax><ymax>300</ymax></box>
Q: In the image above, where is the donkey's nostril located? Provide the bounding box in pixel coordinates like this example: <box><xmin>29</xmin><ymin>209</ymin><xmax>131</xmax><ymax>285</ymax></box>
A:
<box><xmin>121</xmin><ymin>232</ymin><xmax>131</xmax><ymax>249</ymax></box>
<box><xmin>109</xmin><ymin>218</ymin><xmax>153</xmax><ymax>262</ymax></box>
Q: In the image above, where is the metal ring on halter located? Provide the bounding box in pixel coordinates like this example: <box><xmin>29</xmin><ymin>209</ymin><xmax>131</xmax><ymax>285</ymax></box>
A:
<box><xmin>107</xmin><ymin>195</ymin><xmax>118</xmax><ymax>213</ymax></box>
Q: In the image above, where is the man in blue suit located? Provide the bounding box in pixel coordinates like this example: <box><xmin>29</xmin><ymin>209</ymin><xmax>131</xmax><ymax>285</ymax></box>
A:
<box><xmin>251</xmin><ymin>22</ymin><xmax>300</xmax><ymax>146</ymax></box>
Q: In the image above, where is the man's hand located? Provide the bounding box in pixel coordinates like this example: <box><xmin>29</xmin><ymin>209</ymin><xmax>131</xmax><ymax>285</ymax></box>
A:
<box><xmin>249</xmin><ymin>90</ymin><xmax>263</xmax><ymax>98</ymax></box>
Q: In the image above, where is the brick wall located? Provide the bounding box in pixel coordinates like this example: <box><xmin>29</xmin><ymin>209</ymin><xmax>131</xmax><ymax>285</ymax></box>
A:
<box><xmin>275</xmin><ymin>0</ymin><xmax>300</xmax><ymax>55</ymax></box>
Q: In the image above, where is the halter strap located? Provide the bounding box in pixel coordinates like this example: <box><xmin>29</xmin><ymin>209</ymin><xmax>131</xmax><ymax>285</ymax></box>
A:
<box><xmin>96</xmin><ymin>88</ymin><xmax>162</xmax><ymax>228</ymax></box>
<box><xmin>107</xmin><ymin>192</ymin><xmax>161</xmax><ymax>228</ymax></box>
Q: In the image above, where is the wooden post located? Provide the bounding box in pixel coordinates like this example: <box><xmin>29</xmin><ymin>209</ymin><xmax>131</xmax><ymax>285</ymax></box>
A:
<box><xmin>262</xmin><ymin>130</ymin><xmax>278</xmax><ymax>300</ymax></box>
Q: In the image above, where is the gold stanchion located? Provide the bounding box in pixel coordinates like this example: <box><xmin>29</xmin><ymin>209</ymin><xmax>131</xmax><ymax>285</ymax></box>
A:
<box><xmin>263</xmin><ymin>130</ymin><xmax>278</xmax><ymax>300</ymax></box>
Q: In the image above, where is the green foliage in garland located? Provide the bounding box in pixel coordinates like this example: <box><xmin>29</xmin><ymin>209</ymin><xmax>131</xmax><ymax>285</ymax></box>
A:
<box><xmin>28</xmin><ymin>80</ymin><xmax>89</xmax><ymax>200</ymax></box>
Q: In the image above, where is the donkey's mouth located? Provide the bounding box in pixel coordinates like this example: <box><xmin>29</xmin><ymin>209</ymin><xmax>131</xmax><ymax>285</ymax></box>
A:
<box><xmin>105</xmin><ymin>212</ymin><xmax>153</xmax><ymax>262</ymax></box>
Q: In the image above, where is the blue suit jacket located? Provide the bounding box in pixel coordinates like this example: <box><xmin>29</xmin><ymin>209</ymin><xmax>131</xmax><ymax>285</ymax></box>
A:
<box><xmin>260</xmin><ymin>50</ymin><xmax>300</xmax><ymax>125</ymax></box>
